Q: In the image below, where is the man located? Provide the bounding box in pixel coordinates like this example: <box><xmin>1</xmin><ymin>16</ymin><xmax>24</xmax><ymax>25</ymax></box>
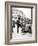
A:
<box><xmin>16</xmin><ymin>16</ymin><xmax>21</xmax><ymax>33</ymax></box>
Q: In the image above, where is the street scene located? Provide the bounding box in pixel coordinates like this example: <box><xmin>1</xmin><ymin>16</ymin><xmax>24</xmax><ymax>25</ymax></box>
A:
<box><xmin>10</xmin><ymin>7</ymin><xmax>32</xmax><ymax>42</ymax></box>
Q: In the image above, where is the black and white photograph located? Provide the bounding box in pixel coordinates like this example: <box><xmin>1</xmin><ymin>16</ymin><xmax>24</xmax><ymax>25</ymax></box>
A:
<box><xmin>5</xmin><ymin>2</ymin><xmax>37</xmax><ymax>44</ymax></box>
<box><xmin>10</xmin><ymin>7</ymin><xmax>32</xmax><ymax>43</ymax></box>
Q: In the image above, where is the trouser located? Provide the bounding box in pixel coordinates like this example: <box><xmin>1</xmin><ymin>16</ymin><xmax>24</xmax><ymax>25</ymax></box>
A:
<box><xmin>17</xmin><ymin>26</ymin><xmax>19</xmax><ymax>33</ymax></box>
